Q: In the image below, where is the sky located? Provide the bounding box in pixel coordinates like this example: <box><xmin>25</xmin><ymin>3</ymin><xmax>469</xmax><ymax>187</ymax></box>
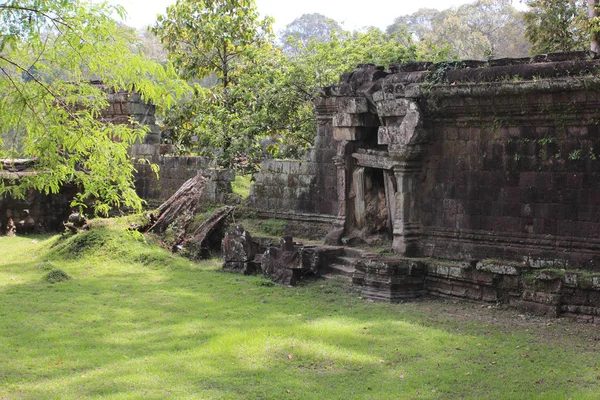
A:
<box><xmin>110</xmin><ymin>0</ymin><xmax>528</xmax><ymax>33</ymax></box>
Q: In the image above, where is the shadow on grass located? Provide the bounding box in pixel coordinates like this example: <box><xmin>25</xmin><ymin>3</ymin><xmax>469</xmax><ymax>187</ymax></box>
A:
<box><xmin>1</xmin><ymin>255</ymin><xmax>599</xmax><ymax>399</ymax></box>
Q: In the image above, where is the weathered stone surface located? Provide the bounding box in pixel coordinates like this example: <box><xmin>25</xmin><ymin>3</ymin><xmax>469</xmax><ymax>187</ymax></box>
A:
<box><xmin>261</xmin><ymin>236</ymin><xmax>304</xmax><ymax>285</ymax></box>
<box><xmin>222</xmin><ymin>225</ymin><xmax>258</xmax><ymax>274</ymax></box>
<box><xmin>337</xmin><ymin>97</ymin><xmax>369</xmax><ymax>114</ymax></box>
<box><xmin>476</xmin><ymin>261</ymin><xmax>520</xmax><ymax>276</ymax></box>
<box><xmin>353</xmin><ymin>258</ymin><xmax>427</xmax><ymax>302</ymax></box>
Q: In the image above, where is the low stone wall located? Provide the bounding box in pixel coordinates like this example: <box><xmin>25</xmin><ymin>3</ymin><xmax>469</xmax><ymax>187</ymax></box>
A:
<box><xmin>247</xmin><ymin>97</ymin><xmax>339</xmax><ymax>238</ymax></box>
<box><xmin>427</xmin><ymin>260</ymin><xmax>600</xmax><ymax>322</ymax></box>
<box><xmin>351</xmin><ymin>254</ymin><xmax>600</xmax><ymax>322</ymax></box>
<box><xmin>0</xmin><ymin>161</ymin><xmax>76</xmax><ymax>234</ymax></box>
<box><xmin>251</xmin><ymin>159</ymin><xmax>317</xmax><ymax>213</ymax></box>
<box><xmin>131</xmin><ymin>144</ymin><xmax>234</xmax><ymax>208</ymax></box>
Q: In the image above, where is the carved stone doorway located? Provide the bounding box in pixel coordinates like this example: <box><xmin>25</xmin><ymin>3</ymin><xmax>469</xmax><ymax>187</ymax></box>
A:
<box><xmin>349</xmin><ymin>166</ymin><xmax>394</xmax><ymax>244</ymax></box>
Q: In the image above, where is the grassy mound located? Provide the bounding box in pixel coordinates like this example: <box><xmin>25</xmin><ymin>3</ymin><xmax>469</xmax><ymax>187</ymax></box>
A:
<box><xmin>44</xmin><ymin>269</ymin><xmax>71</xmax><ymax>283</ymax></box>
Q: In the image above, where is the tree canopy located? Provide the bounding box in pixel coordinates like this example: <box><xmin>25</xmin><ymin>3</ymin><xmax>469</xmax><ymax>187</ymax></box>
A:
<box><xmin>151</xmin><ymin>0</ymin><xmax>273</xmax><ymax>87</ymax></box>
<box><xmin>153</xmin><ymin>0</ymin><xmax>448</xmax><ymax>172</ymax></box>
<box><xmin>0</xmin><ymin>0</ymin><xmax>187</xmax><ymax>215</ymax></box>
<box><xmin>386</xmin><ymin>0</ymin><xmax>530</xmax><ymax>60</ymax></box>
<box><xmin>523</xmin><ymin>0</ymin><xmax>589</xmax><ymax>54</ymax></box>
<box><xmin>279</xmin><ymin>13</ymin><xmax>342</xmax><ymax>54</ymax></box>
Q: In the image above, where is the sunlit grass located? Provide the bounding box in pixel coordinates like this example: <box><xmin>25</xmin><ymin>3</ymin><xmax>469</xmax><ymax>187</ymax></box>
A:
<box><xmin>1</xmin><ymin>220</ymin><xmax>599</xmax><ymax>399</ymax></box>
<box><xmin>232</xmin><ymin>174</ymin><xmax>252</xmax><ymax>199</ymax></box>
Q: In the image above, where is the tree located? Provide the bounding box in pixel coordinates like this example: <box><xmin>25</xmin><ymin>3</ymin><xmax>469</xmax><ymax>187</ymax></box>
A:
<box><xmin>523</xmin><ymin>0</ymin><xmax>588</xmax><ymax>54</ymax></box>
<box><xmin>159</xmin><ymin>26</ymin><xmax>448</xmax><ymax>172</ymax></box>
<box><xmin>279</xmin><ymin>13</ymin><xmax>343</xmax><ymax>54</ymax></box>
<box><xmin>0</xmin><ymin>0</ymin><xmax>187</xmax><ymax>215</ymax></box>
<box><xmin>151</xmin><ymin>0</ymin><xmax>273</xmax><ymax>88</ymax></box>
<box><xmin>387</xmin><ymin>1</ymin><xmax>530</xmax><ymax>60</ymax></box>
<box><xmin>133</xmin><ymin>27</ymin><xmax>169</xmax><ymax>63</ymax></box>
<box><xmin>386</xmin><ymin>8</ymin><xmax>443</xmax><ymax>40</ymax></box>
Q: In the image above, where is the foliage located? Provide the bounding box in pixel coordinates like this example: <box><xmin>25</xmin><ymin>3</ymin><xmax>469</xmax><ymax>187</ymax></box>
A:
<box><xmin>43</xmin><ymin>268</ymin><xmax>71</xmax><ymax>283</ymax></box>
<box><xmin>231</xmin><ymin>174</ymin><xmax>252</xmax><ymax>199</ymax></box>
<box><xmin>279</xmin><ymin>13</ymin><xmax>342</xmax><ymax>54</ymax></box>
<box><xmin>386</xmin><ymin>1</ymin><xmax>530</xmax><ymax>60</ymax></box>
<box><xmin>386</xmin><ymin>8</ymin><xmax>444</xmax><ymax>39</ymax></box>
<box><xmin>523</xmin><ymin>0</ymin><xmax>589</xmax><ymax>54</ymax></box>
<box><xmin>132</xmin><ymin>27</ymin><xmax>169</xmax><ymax>63</ymax></box>
<box><xmin>159</xmin><ymin>21</ymin><xmax>447</xmax><ymax>172</ymax></box>
<box><xmin>0</xmin><ymin>0</ymin><xmax>188</xmax><ymax>215</ymax></box>
<box><xmin>1</xmin><ymin>226</ymin><xmax>600</xmax><ymax>398</ymax></box>
<box><xmin>259</xmin><ymin>218</ymin><xmax>287</xmax><ymax>236</ymax></box>
<box><xmin>151</xmin><ymin>0</ymin><xmax>273</xmax><ymax>87</ymax></box>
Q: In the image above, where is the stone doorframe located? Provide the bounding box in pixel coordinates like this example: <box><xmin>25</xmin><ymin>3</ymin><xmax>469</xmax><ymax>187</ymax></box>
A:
<box><xmin>325</xmin><ymin>93</ymin><xmax>429</xmax><ymax>257</ymax></box>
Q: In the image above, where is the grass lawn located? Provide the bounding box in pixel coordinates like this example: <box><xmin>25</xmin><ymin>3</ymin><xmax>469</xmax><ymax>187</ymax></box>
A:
<box><xmin>1</xmin><ymin>219</ymin><xmax>599</xmax><ymax>399</ymax></box>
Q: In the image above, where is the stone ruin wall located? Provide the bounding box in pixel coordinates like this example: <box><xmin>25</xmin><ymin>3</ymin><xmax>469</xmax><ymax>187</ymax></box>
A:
<box><xmin>247</xmin><ymin>52</ymin><xmax>600</xmax><ymax>318</ymax></box>
<box><xmin>247</xmin><ymin>97</ymin><xmax>340</xmax><ymax>239</ymax></box>
<box><xmin>415</xmin><ymin>58</ymin><xmax>600</xmax><ymax>268</ymax></box>
<box><xmin>131</xmin><ymin>144</ymin><xmax>234</xmax><ymax>209</ymax></box>
<box><xmin>98</xmin><ymin>83</ymin><xmax>162</xmax><ymax>144</ymax></box>
<box><xmin>250</xmin><ymin>52</ymin><xmax>600</xmax><ymax>270</ymax></box>
<box><xmin>0</xmin><ymin>160</ymin><xmax>76</xmax><ymax>234</ymax></box>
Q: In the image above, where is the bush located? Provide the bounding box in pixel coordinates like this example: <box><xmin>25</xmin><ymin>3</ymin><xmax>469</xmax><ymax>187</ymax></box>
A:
<box><xmin>44</xmin><ymin>269</ymin><xmax>71</xmax><ymax>284</ymax></box>
<box><xmin>260</xmin><ymin>219</ymin><xmax>287</xmax><ymax>237</ymax></box>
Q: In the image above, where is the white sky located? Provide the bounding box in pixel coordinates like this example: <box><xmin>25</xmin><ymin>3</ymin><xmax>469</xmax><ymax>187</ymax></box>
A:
<box><xmin>110</xmin><ymin>0</ymin><xmax>528</xmax><ymax>33</ymax></box>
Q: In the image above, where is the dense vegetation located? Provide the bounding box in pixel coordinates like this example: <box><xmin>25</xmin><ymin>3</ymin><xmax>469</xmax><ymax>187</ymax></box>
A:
<box><xmin>1</xmin><ymin>221</ymin><xmax>599</xmax><ymax>399</ymax></box>
<box><xmin>0</xmin><ymin>0</ymin><xmax>188</xmax><ymax>215</ymax></box>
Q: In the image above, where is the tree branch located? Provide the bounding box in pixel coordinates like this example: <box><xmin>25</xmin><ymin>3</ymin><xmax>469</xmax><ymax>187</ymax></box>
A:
<box><xmin>0</xmin><ymin>5</ymin><xmax>68</xmax><ymax>27</ymax></box>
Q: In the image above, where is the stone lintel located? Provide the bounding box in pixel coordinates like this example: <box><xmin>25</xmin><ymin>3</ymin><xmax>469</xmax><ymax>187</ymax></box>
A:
<box><xmin>332</xmin><ymin>112</ymin><xmax>379</xmax><ymax>128</ymax></box>
<box><xmin>352</xmin><ymin>152</ymin><xmax>394</xmax><ymax>170</ymax></box>
<box><xmin>333</xmin><ymin>127</ymin><xmax>362</xmax><ymax>141</ymax></box>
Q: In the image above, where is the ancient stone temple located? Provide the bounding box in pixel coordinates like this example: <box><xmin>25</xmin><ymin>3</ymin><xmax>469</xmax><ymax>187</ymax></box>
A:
<box><xmin>251</xmin><ymin>52</ymin><xmax>600</xmax><ymax>268</ymax></box>
<box><xmin>248</xmin><ymin>53</ymin><xmax>600</xmax><ymax>318</ymax></box>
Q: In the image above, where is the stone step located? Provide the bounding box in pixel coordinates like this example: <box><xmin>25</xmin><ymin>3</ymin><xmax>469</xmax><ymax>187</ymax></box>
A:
<box><xmin>341</xmin><ymin>247</ymin><xmax>368</xmax><ymax>258</ymax></box>
<box><xmin>323</xmin><ymin>263</ymin><xmax>355</xmax><ymax>278</ymax></box>
<box><xmin>336</xmin><ymin>256</ymin><xmax>359</xmax><ymax>266</ymax></box>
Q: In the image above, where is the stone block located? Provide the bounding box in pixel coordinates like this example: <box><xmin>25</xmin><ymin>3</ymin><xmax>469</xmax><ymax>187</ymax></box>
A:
<box><xmin>428</xmin><ymin>264</ymin><xmax>450</xmax><ymax>278</ymax></box>
<box><xmin>515</xmin><ymin>300</ymin><xmax>559</xmax><ymax>318</ymax></box>
<box><xmin>376</xmin><ymin>99</ymin><xmax>410</xmax><ymax>117</ymax></box>
<box><xmin>333</xmin><ymin>127</ymin><xmax>362</xmax><ymax>141</ymax></box>
<box><xmin>521</xmin><ymin>290</ymin><xmax>560</xmax><ymax>305</ymax></box>
<box><xmin>426</xmin><ymin>277</ymin><xmax>454</xmax><ymax>296</ymax></box>
<box><xmin>563</xmin><ymin>272</ymin><xmax>579</xmax><ymax>287</ymax></box>
<box><xmin>482</xmin><ymin>286</ymin><xmax>498</xmax><ymax>302</ymax></box>
<box><xmin>476</xmin><ymin>261</ymin><xmax>520</xmax><ymax>276</ymax></box>
<box><xmin>337</xmin><ymin>97</ymin><xmax>369</xmax><ymax>114</ymax></box>
<box><xmin>448</xmin><ymin>266</ymin><xmax>469</xmax><ymax>279</ymax></box>
<box><xmin>333</xmin><ymin>112</ymin><xmax>378</xmax><ymax>127</ymax></box>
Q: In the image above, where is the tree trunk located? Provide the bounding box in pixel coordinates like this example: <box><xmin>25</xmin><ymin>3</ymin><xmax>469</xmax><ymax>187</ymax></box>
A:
<box><xmin>148</xmin><ymin>174</ymin><xmax>208</xmax><ymax>242</ymax></box>
<box><xmin>589</xmin><ymin>0</ymin><xmax>600</xmax><ymax>53</ymax></box>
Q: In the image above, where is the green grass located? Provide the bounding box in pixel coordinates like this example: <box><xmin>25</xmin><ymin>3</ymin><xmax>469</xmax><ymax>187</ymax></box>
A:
<box><xmin>1</xmin><ymin>219</ymin><xmax>600</xmax><ymax>399</ymax></box>
<box><xmin>232</xmin><ymin>174</ymin><xmax>252</xmax><ymax>199</ymax></box>
<box><xmin>259</xmin><ymin>218</ymin><xmax>287</xmax><ymax>237</ymax></box>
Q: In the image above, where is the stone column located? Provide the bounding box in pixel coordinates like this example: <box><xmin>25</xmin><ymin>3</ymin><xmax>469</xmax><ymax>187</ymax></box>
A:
<box><xmin>324</xmin><ymin>141</ymin><xmax>353</xmax><ymax>245</ymax></box>
<box><xmin>353</xmin><ymin>167</ymin><xmax>366</xmax><ymax>228</ymax></box>
<box><xmin>377</xmin><ymin>98</ymin><xmax>428</xmax><ymax>257</ymax></box>
<box><xmin>391</xmin><ymin>162</ymin><xmax>422</xmax><ymax>256</ymax></box>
